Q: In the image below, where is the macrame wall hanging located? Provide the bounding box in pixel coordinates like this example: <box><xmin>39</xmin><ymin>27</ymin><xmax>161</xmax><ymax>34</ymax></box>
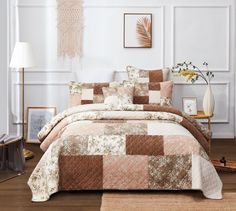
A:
<box><xmin>57</xmin><ymin>0</ymin><xmax>83</xmax><ymax>58</ymax></box>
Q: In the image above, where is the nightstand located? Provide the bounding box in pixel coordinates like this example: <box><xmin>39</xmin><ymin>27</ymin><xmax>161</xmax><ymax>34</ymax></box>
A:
<box><xmin>191</xmin><ymin>111</ymin><xmax>213</xmax><ymax>130</ymax></box>
<box><xmin>191</xmin><ymin>111</ymin><xmax>213</xmax><ymax>154</ymax></box>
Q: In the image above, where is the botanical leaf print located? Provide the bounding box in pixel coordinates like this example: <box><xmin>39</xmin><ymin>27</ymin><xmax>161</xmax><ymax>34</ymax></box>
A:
<box><xmin>136</xmin><ymin>17</ymin><xmax>152</xmax><ymax>47</ymax></box>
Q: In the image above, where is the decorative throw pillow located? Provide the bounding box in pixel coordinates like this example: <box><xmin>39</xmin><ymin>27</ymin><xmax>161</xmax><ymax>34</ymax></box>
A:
<box><xmin>108</xmin><ymin>80</ymin><xmax>173</xmax><ymax>106</ymax></box>
<box><xmin>126</xmin><ymin>65</ymin><xmax>169</xmax><ymax>83</ymax></box>
<box><xmin>132</xmin><ymin>80</ymin><xmax>173</xmax><ymax>106</ymax></box>
<box><xmin>102</xmin><ymin>86</ymin><xmax>134</xmax><ymax>106</ymax></box>
<box><xmin>69</xmin><ymin>81</ymin><xmax>110</xmax><ymax>106</ymax></box>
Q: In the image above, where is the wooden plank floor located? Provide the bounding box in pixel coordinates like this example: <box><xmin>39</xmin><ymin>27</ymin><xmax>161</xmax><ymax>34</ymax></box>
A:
<box><xmin>0</xmin><ymin>140</ymin><xmax>236</xmax><ymax>211</ymax></box>
<box><xmin>211</xmin><ymin>139</ymin><xmax>236</xmax><ymax>192</ymax></box>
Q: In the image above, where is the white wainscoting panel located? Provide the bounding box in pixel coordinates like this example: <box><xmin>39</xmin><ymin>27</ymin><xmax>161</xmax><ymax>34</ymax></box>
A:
<box><xmin>173</xmin><ymin>82</ymin><xmax>230</xmax><ymax>123</ymax></box>
<box><xmin>0</xmin><ymin>0</ymin><xmax>9</xmax><ymax>133</ymax></box>
<box><xmin>171</xmin><ymin>5</ymin><xmax>230</xmax><ymax>72</ymax></box>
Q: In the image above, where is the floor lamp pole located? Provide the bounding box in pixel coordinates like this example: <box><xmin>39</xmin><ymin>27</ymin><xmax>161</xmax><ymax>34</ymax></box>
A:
<box><xmin>22</xmin><ymin>67</ymin><xmax>24</xmax><ymax>140</ymax></box>
<box><xmin>22</xmin><ymin>67</ymin><xmax>34</xmax><ymax>160</ymax></box>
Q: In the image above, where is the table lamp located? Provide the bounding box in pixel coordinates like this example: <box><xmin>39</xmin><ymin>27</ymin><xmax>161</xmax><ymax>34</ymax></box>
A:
<box><xmin>10</xmin><ymin>42</ymin><xmax>35</xmax><ymax>160</ymax></box>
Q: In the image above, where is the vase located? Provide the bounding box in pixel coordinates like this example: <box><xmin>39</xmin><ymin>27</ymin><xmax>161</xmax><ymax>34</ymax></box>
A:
<box><xmin>203</xmin><ymin>84</ymin><xmax>215</xmax><ymax>116</ymax></box>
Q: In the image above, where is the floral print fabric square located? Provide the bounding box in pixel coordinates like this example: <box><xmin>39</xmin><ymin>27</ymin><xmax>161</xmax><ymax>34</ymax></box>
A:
<box><xmin>69</xmin><ymin>81</ymin><xmax>110</xmax><ymax>106</ymax></box>
<box><xmin>126</xmin><ymin>65</ymin><xmax>170</xmax><ymax>82</ymax></box>
<box><xmin>102</xmin><ymin>86</ymin><xmax>134</xmax><ymax>106</ymax></box>
<box><xmin>133</xmin><ymin>81</ymin><xmax>173</xmax><ymax>106</ymax></box>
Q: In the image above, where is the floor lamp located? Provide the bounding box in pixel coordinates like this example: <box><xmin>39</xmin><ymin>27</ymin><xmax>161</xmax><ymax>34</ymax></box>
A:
<box><xmin>10</xmin><ymin>42</ymin><xmax>35</xmax><ymax>160</ymax></box>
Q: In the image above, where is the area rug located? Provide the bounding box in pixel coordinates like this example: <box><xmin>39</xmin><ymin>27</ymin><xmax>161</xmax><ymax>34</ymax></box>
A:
<box><xmin>100</xmin><ymin>191</ymin><xmax>236</xmax><ymax>211</ymax></box>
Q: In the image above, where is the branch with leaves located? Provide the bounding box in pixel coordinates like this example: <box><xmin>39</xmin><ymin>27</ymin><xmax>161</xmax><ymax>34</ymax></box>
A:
<box><xmin>172</xmin><ymin>62</ymin><xmax>214</xmax><ymax>84</ymax></box>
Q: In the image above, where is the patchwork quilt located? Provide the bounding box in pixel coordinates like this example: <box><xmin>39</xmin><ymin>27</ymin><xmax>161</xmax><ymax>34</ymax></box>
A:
<box><xmin>28</xmin><ymin>104</ymin><xmax>222</xmax><ymax>202</ymax></box>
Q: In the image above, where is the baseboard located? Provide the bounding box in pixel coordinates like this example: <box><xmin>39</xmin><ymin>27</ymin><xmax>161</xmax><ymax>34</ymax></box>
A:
<box><xmin>212</xmin><ymin>133</ymin><xmax>235</xmax><ymax>139</ymax></box>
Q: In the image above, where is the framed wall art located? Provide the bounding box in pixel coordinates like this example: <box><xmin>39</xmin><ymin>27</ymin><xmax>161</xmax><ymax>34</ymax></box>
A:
<box><xmin>182</xmin><ymin>97</ymin><xmax>197</xmax><ymax>115</ymax></box>
<box><xmin>26</xmin><ymin>107</ymin><xmax>56</xmax><ymax>143</ymax></box>
<box><xmin>124</xmin><ymin>13</ymin><xmax>152</xmax><ymax>48</ymax></box>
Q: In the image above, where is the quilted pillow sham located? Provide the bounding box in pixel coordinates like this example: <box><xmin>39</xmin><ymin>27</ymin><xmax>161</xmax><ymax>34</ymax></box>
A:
<box><xmin>118</xmin><ymin>80</ymin><xmax>173</xmax><ymax>106</ymax></box>
<box><xmin>69</xmin><ymin>81</ymin><xmax>110</xmax><ymax>106</ymax></box>
<box><xmin>102</xmin><ymin>86</ymin><xmax>134</xmax><ymax>106</ymax></box>
<box><xmin>133</xmin><ymin>80</ymin><xmax>173</xmax><ymax>105</ymax></box>
<box><xmin>126</xmin><ymin>65</ymin><xmax>169</xmax><ymax>83</ymax></box>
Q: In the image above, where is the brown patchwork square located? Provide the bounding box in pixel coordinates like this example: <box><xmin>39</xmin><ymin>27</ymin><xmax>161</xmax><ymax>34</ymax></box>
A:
<box><xmin>81</xmin><ymin>100</ymin><xmax>93</xmax><ymax>104</ymax></box>
<box><xmin>59</xmin><ymin>155</ymin><xmax>103</xmax><ymax>190</ymax></box>
<box><xmin>133</xmin><ymin>96</ymin><xmax>149</xmax><ymax>104</ymax></box>
<box><xmin>148</xmin><ymin>155</ymin><xmax>192</xmax><ymax>189</ymax></box>
<box><xmin>103</xmin><ymin>155</ymin><xmax>148</xmax><ymax>189</ymax></box>
<box><xmin>149</xmin><ymin>82</ymin><xmax>161</xmax><ymax>90</ymax></box>
<box><xmin>93</xmin><ymin>83</ymin><xmax>109</xmax><ymax>94</ymax></box>
<box><xmin>126</xmin><ymin>135</ymin><xmax>164</xmax><ymax>156</ymax></box>
<box><xmin>149</xmin><ymin>70</ymin><xmax>163</xmax><ymax>82</ymax></box>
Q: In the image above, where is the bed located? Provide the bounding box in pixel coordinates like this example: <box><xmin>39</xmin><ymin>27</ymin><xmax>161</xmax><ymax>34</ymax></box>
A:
<box><xmin>28</xmin><ymin>67</ymin><xmax>222</xmax><ymax>202</ymax></box>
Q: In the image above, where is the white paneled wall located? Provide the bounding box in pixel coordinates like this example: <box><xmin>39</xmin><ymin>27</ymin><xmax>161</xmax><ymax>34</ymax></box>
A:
<box><xmin>8</xmin><ymin>0</ymin><xmax>235</xmax><ymax>138</ymax></box>
<box><xmin>0</xmin><ymin>0</ymin><xmax>9</xmax><ymax>134</ymax></box>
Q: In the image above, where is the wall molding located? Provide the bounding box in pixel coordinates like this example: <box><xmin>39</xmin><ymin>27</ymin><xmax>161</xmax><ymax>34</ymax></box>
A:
<box><xmin>14</xmin><ymin>81</ymin><xmax>68</xmax><ymax>86</ymax></box>
<box><xmin>212</xmin><ymin>132</ymin><xmax>234</xmax><ymax>139</ymax></box>
<box><xmin>12</xmin><ymin>68</ymin><xmax>72</xmax><ymax>73</ymax></box>
<box><xmin>15</xmin><ymin>2</ymin><xmax>166</xmax><ymax>9</ymax></box>
<box><xmin>171</xmin><ymin>5</ymin><xmax>230</xmax><ymax>72</ymax></box>
<box><xmin>173</xmin><ymin>81</ymin><xmax>229</xmax><ymax>85</ymax></box>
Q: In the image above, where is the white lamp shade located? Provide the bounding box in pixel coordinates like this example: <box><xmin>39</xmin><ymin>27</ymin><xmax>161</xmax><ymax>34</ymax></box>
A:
<box><xmin>10</xmin><ymin>42</ymin><xmax>35</xmax><ymax>68</ymax></box>
<box><xmin>113</xmin><ymin>71</ymin><xmax>128</xmax><ymax>81</ymax></box>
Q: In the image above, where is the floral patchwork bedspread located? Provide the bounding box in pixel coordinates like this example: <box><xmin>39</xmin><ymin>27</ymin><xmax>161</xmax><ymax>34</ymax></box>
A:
<box><xmin>28</xmin><ymin>104</ymin><xmax>222</xmax><ymax>202</ymax></box>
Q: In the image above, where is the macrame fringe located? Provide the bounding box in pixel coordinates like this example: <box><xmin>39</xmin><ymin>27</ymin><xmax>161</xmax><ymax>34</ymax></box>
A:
<box><xmin>57</xmin><ymin>0</ymin><xmax>83</xmax><ymax>58</ymax></box>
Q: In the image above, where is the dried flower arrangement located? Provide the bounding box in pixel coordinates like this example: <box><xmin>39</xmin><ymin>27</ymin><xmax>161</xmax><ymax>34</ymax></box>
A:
<box><xmin>172</xmin><ymin>62</ymin><xmax>214</xmax><ymax>84</ymax></box>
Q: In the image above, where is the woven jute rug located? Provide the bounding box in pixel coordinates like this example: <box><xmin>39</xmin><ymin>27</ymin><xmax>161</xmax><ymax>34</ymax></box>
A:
<box><xmin>100</xmin><ymin>191</ymin><xmax>236</xmax><ymax>211</ymax></box>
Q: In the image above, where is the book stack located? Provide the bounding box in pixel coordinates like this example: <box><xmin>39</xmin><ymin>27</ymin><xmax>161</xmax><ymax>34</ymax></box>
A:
<box><xmin>0</xmin><ymin>134</ymin><xmax>22</xmax><ymax>145</ymax></box>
